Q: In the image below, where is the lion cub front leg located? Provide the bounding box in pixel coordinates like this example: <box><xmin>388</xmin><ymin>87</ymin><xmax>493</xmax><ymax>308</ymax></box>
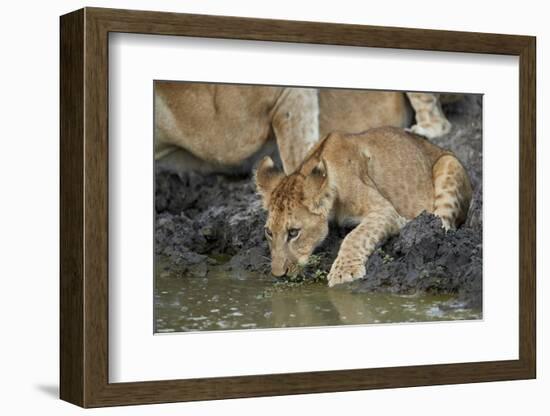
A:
<box><xmin>328</xmin><ymin>204</ymin><xmax>407</xmax><ymax>287</ymax></box>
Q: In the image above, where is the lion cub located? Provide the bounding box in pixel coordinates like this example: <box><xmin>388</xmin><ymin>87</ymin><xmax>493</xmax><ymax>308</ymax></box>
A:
<box><xmin>255</xmin><ymin>127</ymin><xmax>472</xmax><ymax>287</ymax></box>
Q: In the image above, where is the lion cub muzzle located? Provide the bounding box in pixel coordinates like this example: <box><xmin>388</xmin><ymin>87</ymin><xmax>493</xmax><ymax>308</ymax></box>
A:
<box><xmin>270</xmin><ymin>255</ymin><xmax>289</xmax><ymax>277</ymax></box>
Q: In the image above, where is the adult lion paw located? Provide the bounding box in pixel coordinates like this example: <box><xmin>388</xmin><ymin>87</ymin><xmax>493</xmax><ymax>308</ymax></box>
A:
<box><xmin>406</xmin><ymin>119</ymin><xmax>451</xmax><ymax>140</ymax></box>
<box><xmin>327</xmin><ymin>258</ymin><xmax>366</xmax><ymax>287</ymax></box>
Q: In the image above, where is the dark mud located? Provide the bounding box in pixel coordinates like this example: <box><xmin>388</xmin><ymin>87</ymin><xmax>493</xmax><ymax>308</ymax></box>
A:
<box><xmin>155</xmin><ymin>95</ymin><xmax>483</xmax><ymax>309</ymax></box>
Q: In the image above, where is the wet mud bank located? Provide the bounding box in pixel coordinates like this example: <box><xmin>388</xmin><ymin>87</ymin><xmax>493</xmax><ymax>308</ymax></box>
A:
<box><xmin>155</xmin><ymin>96</ymin><xmax>483</xmax><ymax>309</ymax></box>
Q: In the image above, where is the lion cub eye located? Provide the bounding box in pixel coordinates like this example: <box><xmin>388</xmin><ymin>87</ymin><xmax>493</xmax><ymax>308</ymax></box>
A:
<box><xmin>265</xmin><ymin>227</ymin><xmax>273</xmax><ymax>239</ymax></box>
<box><xmin>287</xmin><ymin>228</ymin><xmax>300</xmax><ymax>241</ymax></box>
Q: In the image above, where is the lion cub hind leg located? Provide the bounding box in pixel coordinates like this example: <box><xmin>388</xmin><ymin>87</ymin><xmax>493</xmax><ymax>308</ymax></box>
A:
<box><xmin>432</xmin><ymin>155</ymin><xmax>472</xmax><ymax>230</ymax></box>
<box><xmin>327</xmin><ymin>197</ymin><xmax>407</xmax><ymax>287</ymax></box>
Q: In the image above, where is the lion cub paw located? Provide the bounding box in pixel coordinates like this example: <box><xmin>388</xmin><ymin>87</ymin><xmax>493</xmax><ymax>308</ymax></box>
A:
<box><xmin>327</xmin><ymin>258</ymin><xmax>366</xmax><ymax>287</ymax></box>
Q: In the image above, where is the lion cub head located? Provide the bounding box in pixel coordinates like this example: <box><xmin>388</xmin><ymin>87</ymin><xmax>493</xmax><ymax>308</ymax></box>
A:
<box><xmin>255</xmin><ymin>156</ymin><xmax>334</xmax><ymax>277</ymax></box>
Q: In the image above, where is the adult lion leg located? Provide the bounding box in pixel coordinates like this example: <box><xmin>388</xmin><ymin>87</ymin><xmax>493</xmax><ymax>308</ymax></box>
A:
<box><xmin>327</xmin><ymin>194</ymin><xmax>407</xmax><ymax>287</ymax></box>
<box><xmin>406</xmin><ymin>92</ymin><xmax>452</xmax><ymax>139</ymax></box>
<box><xmin>271</xmin><ymin>88</ymin><xmax>320</xmax><ymax>174</ymax></box>
<box><xmin>432</xmin><ymin>154</ymin><xmax>472</xmax><ymax>230</ymax></box>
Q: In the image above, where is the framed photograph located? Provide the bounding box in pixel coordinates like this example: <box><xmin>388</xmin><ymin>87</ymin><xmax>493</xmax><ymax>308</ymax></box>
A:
<box><xmin>60</xmin><ymin>7</ymin><xmax>536</xmax><ymax>408</ymax></box>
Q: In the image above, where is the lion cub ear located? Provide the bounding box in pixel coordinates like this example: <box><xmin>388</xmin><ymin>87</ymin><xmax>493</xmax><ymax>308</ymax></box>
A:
<box><xmin>255</xmin><ymin>156</ymin><xmax>284</xmax><ymax>209</ymax></box>
<box><xmin>303</xmin><ymin>158</ymin><xmax>332</xmax><ymax>215</ymax></box>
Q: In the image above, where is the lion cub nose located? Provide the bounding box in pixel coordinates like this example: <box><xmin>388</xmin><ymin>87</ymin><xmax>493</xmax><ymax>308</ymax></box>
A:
<box><xmin>271</xmin><ymin>265</ymin><xmax>288</xmax><ymax>278</ymax></box>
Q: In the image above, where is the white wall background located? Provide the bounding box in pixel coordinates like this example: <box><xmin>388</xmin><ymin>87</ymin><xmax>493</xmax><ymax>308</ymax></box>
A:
<box><xmin>0</xmin><ymin>0</ymin><xmax>545</xmax><ymax>414</ymax></box>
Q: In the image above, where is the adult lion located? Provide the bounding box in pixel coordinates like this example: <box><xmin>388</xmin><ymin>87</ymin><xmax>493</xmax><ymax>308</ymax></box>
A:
<box><xmin>155</xmin><ymin>82</ymin><xmax>451</xmax><ymax>174</ymax></box>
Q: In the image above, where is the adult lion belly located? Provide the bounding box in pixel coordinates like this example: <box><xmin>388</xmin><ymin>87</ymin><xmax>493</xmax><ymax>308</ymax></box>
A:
<box><xmin>319</xmin><ymin>89</ymin><xmax>411</xmax><ymax>137</ymax></box>
<box><xmin>155</xmin><ymin>83</ymin><xmax>280</xmax><ymax>166</ymax></box>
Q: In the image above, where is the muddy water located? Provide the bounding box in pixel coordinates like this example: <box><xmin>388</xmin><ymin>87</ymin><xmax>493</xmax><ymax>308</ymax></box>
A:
<box><xmin>155</xmin><ymin>260</ymin><xmax>482</xmax><ymax>333</ymax></box>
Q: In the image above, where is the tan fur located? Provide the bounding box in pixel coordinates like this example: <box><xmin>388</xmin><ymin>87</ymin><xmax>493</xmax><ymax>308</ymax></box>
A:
<box><xmin>256</xmin><ymin>127</ymin><xmax>472</xmax><ymax>287</ymax></box>
<box><xmin>319</xmin><ymin>89</ymin><xmax>411</xmax><ymax>136</ymax></box>
<box><xmin>406</xmin><ymin>92</ymin><xmax>453</xmax><ymax>139</ymax></box>
<box><xmin>155</xmin><ymin>83</ymin><xmax>411</xmax><ymax>174</ymax></box>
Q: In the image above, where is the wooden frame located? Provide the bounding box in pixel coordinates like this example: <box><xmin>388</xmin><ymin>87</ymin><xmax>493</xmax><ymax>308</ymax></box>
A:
<box><xmin>60</xmin><ymin>7</ymin><xmax>536</xmax><ymax>408</ymax></box>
